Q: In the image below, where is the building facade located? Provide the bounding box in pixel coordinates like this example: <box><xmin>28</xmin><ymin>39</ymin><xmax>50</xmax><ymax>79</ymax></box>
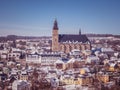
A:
<box><xmin>52</xmin><ymin>20</ymin><xmax>91</xmax><ymax>53</ymax></box>
<box><xmin>26</xmin><ymin>53</ymin><xmax>60</xmax><ymax>65</ymax></box>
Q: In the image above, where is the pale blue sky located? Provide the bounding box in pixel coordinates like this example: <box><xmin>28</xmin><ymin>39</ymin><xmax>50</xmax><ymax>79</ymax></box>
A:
<box><xmin>0</xmin><ymin>0</ymin><xmax>120</xmax><ymax>36</ymax></box>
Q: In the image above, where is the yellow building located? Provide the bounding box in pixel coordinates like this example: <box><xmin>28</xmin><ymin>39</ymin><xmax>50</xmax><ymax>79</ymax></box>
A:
<box><xmin>109</xmin><ymin>63</ymin><xmax>119</xmax><ymax>72</ymax></box>
<box><xmin>52</xmin><ymin>20</ymin><xmax>91</xmax><ymax>53</ymax></box>
<box><xmin>80</xmin><ymin>69</ymin><xmax>86</xmax><ymax>75</ymax></box>
<box><xmin>19</xmin><ymin>71</ymin><xmax>28</xmax><ymax>81</ymax></box>
<box><xmin>80</xmin><ymin>68</ymin><xmax>90</xmax><ymax>75</ymax></box>
<box><xmin>20</xmin><ymin>74</ymin><xmax>28</xmax><ymax>81</ymax></box>
<box><xmin>97</xmin><ymin>74</ymin><xmax>109</xmax><ymax>83</ymax></box>
<box><xmin>62</xmin><ymin>76</ymin><xmax>93</xmax><ymax>85</ymax></box>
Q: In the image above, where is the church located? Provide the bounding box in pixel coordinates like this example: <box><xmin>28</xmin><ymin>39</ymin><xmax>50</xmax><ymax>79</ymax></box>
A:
<box><xmin>52</xmin><ymin>20</ymin><xmax>91</xmax><ymax>53</ymax></box>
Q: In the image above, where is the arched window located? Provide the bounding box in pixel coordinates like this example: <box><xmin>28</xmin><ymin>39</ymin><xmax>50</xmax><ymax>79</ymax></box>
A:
<box><xmin>69</xmin><ymin>45</ymin><xmax>72</xmax><ymax>52</ymax></box>
<box><xmin>75</xmin><ymin>44</ymin><xmax>80</xmax><ymax>50</ymax></box>
<box><xmin>60</xmin><ymin>44</ymin><xmax>65</xmax><ymax>52</ymax></box>
<box><xmin>81</xmin><ymin>44</ymin><xmax>85</xmax><ymax>50</ymax></box>
<box><xmin>65</xmin><ymin>44</ymin><xmax>70</xmax><ymax>53</ymax></box>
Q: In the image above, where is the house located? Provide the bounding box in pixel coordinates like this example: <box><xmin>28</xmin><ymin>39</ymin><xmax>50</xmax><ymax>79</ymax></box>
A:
<box><xmin>82</xmin><ymin>49</ymin><xmax>91</xmax><ymax>56</ymax></box>
<box><xmin>46</xmin><ymin>69</ymin><xmax>58</xmax><ymax>79</ymax></box>
<box><xmin>0</xmin><ymin>62</ymin><xmax>4</xmax><ymax>67</ymax></box>
<box><xmin>0</xmin><ymin>73</ymin><xmax>7</xmax><ymax>81</ymax></box>
<box><xmin>67</xmin><ymin>58</ymin><xmax>76</xmax><ymax>69</ymax></box>
<box><xmin>26</xmin><ymin>52</ymin><xmax>61</xmax><ymax>65</ymax></box>
<box><xmin>0</xmin><ymin>49</ymin><xmax>8</xmax><ymax>59</ymax></box>
<box><xmin>117</xmin><ymin>60</ymin><xmax>120</xmax><ymax>68</ymax></box>
<box><xmin>50</xmin><ymin>77</ymin><xmax>59</xmax><ymax>88</ymax></box>
<box><xmin>97</xmin><ymin>73</ymin><xmax>109</xmax><ymax>83</ymax></box>
<box><xmin>7</xmin><ymin>61</ymin><xmax>16</xmax><ymax>67</ymax></box>
<box><xmin>54</xmin><ymin>58</ymin><xmax>68</xmax><ymax>70</ymax></box>
<box><xmin>8</xmin><ymin>51</ymin><xmax>21</xmax><ymax>60</ymax></box>
<box><xmin>40</xmin><ymin>53</ymin><xmax>61</xmax><ymax>66</ymax></box>
<box><xmin>19</xmin><ymin>71</ymin><xmax>28</xmax><ymax>81</ymax></box>
<box><xmin>62</xmin><ymin>74</ymin><xmax>93</xmax><ymax>85</ymax></box>
<box><xmin>69</xmin><ymin>49</ymin><xmax>81</xmax><ymax>56</ymax></box>
<box><xmin>80</xmin><ymin>68</ymin><xmax>90</xmax><ymax>75</ymax></box>
<box><xmin>8</xmin><ymin>48</ymin><xmax>22</xmax><ymax>60</ymax></box>
<box><xmin>78</xmin><ymin>75</ymin><xmax>93</xmax><ymax>85</ymax></box>
<box><xmin>0</xmin><ymin>53</ymin><xmax>7</xmax><ymax>60</ymax></box>
<box><xmin>12</xmin><ymin>80</ymin><xmax>30</xmax><ymax>90</ymax></box>
<box><xmin>26</xmin><ymin>53</ymin><xmax>41</xmax><ymax>64</ymax></box>
<box><xmin>109</xmin><ymin>63</ymin><xmax>119</xmax><ymax>72</ymax></box>
<box><xmin>101</xmin><ymin>47</ymin><xmax>115</xmax><ymax>58</ymax></box>
<box><xmin>86</xmin><ymin>55</ymin><xmax>99</xmax><ymax>64</ymax></box>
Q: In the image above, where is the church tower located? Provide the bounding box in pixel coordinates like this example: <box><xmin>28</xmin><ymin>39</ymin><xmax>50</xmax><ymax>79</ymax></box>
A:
<box><xmin>52</xmin><ymin>19</ymin><xmax>59</xmax><ymax>52</ymax></box>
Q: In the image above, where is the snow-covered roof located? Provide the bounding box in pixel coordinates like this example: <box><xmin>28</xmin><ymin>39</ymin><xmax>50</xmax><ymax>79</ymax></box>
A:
<box><xmin>110</xmin><ymin>63</ymin><xmax>116</xmax><ymax>67</ymax></box>
<box><xmin>67</xmin><ymin>58</ymin><xmax>76</xmax><ymax>63</ymax></box>
<box><xmin>80</xmin><ymin>67</ymin><xmax>90</xmax><ymax>73</ymax></box>
<box><xmin>13</xmin><ymin>80</ymin><xmax>29</xmax><ymax>85</ymax></box>
<box><xmin>21</xmin><ymin>71</ymin><xmax>27</xmax><ymax>75</ymax></box>
<box><xmin>71</xmin><ymin>49</ymin><xmax>80</xmax><ymax>52</ymax></box>
<box><xmin>87</xmin><ymin>56</ymin><xmax>99</xmax><ymax>60</ymax></box>
<box><xmin>55</xmin><ymin>59</ymin><xmax>65</xmax><ymax>64</ymax></box>
<box><xmin>101</xmin><ymin>48</ymin><xmax>114</xmax><ymax>52</ymax></box>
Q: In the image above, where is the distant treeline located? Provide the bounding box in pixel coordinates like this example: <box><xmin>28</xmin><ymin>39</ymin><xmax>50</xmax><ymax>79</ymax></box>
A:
<box><xmin>0</xmin><ymin>35</ymin><xmax>51</xmax><ymax>42</ymax></box>
<box><xmin>0</xmin><ymin>34</ymin><xmax>119</xmax><ymax>42</ymax></box>
<box><xmin>86</xmin><ymin>34</ymin><xmax>120</xmax><ymax>38</ymax></box>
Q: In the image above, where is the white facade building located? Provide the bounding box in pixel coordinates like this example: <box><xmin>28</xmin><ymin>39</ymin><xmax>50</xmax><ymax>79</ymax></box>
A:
<box><xmin>26</xmin><ymin>54</ymin><xmax>41</xmax><ymax>63</ymax></box>
<box><xmin>26</xmin><ymin>53</ymin><xmax>60</xmax><ymax>65</ymax></box>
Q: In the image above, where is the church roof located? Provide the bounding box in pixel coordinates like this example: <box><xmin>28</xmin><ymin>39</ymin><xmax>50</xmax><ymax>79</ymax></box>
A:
<box><xmin>59</xmin><ymin>34</ymin><xmax>89</xmax><ymax>43</ymax></box>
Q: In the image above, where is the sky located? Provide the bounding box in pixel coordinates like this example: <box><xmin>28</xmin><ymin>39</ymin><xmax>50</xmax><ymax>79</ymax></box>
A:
<box><xmin>0</xmin><ymin>0</ymin><xmax>120</xmax><ymax>36</ymax></box>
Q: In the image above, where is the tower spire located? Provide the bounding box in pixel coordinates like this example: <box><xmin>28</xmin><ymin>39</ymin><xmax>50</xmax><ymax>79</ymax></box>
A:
<box><xmin>53</xmin><ymin>19</ymin><xmax>58</xmax><ymax>30</ymax></box>
<box><xmin>79</xmin><ymin>28</ymin><xmax>81</xmax><ymax>35</ymax></box>
<box><xmin>52</xmin><ymin>19</ymin><xmax>59</xmax><ymax>52</ymax></box>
